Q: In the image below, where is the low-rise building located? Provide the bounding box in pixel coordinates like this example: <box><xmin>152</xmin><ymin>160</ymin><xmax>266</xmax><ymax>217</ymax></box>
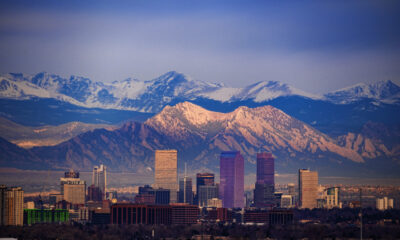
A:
<box><xmin>24</xmin><ymin>209</ymin><xmax>69</xmax><ymax>225</ymax></box>
<box><xmin>280</xmin><ymin>195</ymin><xmax>293</xmax><ymax>208</ymax></box>
<box><xmin>376</xmin><ymin>197</ymin><xmax>394</xmax><ymax>210</ymax></box>
<box><xmin>111</xmin><ymin>203</ymin><xmax>171</xmax><ymax>225</ymax></box>
<box><xmin>171</xmin><ymin>203</ymin><xmax>199</xmax><ymax>225</ymax></box>
<box><xmin>207</xmin><ymin>198</ymin><xmax>222</xmax><ymax>208</ymax></box>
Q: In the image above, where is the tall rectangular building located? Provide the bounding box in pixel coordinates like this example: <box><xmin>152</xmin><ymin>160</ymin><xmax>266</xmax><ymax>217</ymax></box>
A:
<box><xmin>88</xmin><ymin>184</ymin><xmax>103</xmax><ymax>202</ymax></box>
<box><xmin>61</xmin><ymin>178</ymin><xmax>86</xmax><ymax>205</ymax></box>
<box><xmin>2</xmin><ymin>187</ymin><xmax>24</xmax><ymax>226</ymax></box>
<box><xmin>92</xmin><ymin>164</ymin><xmax>107</xmax><ymax>200</ymax></box>
<box><xmin>196</xmin><ymin>173</ymin><xmax>214</xmax><ymax>193</ymax></box>
<box><xmin>154</xmin><ymin>150</ymin><xmax>178</xmax><ymax>203</ymax></box>
<box><xmin>219</xmin><ymin>151</ymin><xmax>244</xmax><ymax>208</ymax></box>
<box><xmin>196</xmin><ymin>173</ymin><xmax>214</xmax><ymax>204</ymax></box>
<box><xmin>254</xmin><ymin>152</ymin><xmax>275</xmax><ymax>208</ymax></box>
<box><xmin>298</xmin><ymin>169</ymin><xmax>318</xmax><ymax>209</ymax></box>
<box><xmin>256</xmin><ymin>152</ymin><xmax>274</xmax><ymax>185</ymax></box>
<box><xmin>198</xmin><ymin>185</ymin><xmax>219</xmax><ymax>207</ymax></box>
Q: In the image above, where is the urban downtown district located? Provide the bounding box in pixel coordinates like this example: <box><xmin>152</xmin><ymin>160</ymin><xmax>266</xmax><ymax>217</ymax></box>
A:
<box><xmin>1</xmin><ymin>149</ymin><xmax>399</xmax><ymax>239</ymax></box>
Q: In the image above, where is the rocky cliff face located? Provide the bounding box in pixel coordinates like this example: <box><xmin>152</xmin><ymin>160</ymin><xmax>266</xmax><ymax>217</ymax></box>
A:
<box><xmin>337</xmin><ymin>122</ymin><xmax>400</xmax><ymax>162</ymax></box>
<box><xmin>146</xmin><ymin>102</ymin><xmax>365</xmax><ymax>165</ymax></box>
<box><xmin>5</xmin><ymin>102</ymin><xmax>392</xmax><ymax>175</ymax></box>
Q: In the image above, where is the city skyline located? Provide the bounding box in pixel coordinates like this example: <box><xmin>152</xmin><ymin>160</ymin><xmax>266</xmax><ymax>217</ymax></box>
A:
<box><xmin>0</xmin><ymin>2</ymin><xmax>398</xmax><ymax>184</ymax></box>
<box><xmin>1</xmin><ymin>148</ymin><xmax>399</xmax><ymax>240</ymax></box>
<box><xmin>0</xmin><ymin>1</ymin><xmax>399</xmax><ymax>238</ymax></box>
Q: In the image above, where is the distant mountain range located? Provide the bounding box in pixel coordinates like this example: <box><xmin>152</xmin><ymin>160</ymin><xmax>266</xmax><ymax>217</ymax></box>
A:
<box><xmin>1</xmin><ymin>71</ymin><xmax>399</xmax><ymax>137</ymax></box>
<box><xmin>326</xmin><ymin>80</ymin><xmax>400</xmax><ymax>104</ymax></box>
<box><xmin>0</xmin><ymin>71</ymin><xmax>320</xmax><ymax>112</ymax></box>
<box><xmin>1</xmin><ymin>71</ymin><xmax>399</xmax><ymax>112</ymax></box>
<box><xmin>0</xmin><ymin>71</ymin><xmax>399</xmax><ymax>177</ymax></box>
<box><xmin>1</xmin><ymin>102</ymin><xmax>399</xmax><ymax>177</ymax></box>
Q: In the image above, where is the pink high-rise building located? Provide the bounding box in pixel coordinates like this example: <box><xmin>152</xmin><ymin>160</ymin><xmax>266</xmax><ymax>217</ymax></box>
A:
<box><xmin>256</xmin><ymin>152</ymin><xmax>274</xmax><ymax>185</ymax></box>
<box><xmin>254</xmin><ymin>152</ymin><xmax>275</xmax><ymax>208</ymax></box>
<box><xmin>219</xmin><ymin>151</ymin><xmax>244</xmax><ymax>208</ymax></box>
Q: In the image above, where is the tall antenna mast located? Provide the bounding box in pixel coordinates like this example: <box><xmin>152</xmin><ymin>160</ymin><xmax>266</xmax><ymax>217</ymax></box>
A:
<box><xmin>184</xmin><ymin>162</ymin><xmax>187</xmax><ymax>177</ymax></box>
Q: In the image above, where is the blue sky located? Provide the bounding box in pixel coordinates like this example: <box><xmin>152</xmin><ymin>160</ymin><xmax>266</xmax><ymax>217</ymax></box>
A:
<box><xmin>0</xmin><ymin>0</ymin><xmax>399</xmax><ymax>93</ymax></box>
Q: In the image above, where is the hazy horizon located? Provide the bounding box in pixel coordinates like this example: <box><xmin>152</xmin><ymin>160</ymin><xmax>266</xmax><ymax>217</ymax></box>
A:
<box><xmin>1</xmin><ymin>1</ymin><xmax>399</xmax><ymax>94</ymax></box>
<box><xmin>2</xmin><ymin>168</ymin><xmax>400</xmax><ymax>195</ymax></box>
<box><xmin>2</xmin><ymin>70</ymin><xmax>400</xmax><ymax>95</ymax></box>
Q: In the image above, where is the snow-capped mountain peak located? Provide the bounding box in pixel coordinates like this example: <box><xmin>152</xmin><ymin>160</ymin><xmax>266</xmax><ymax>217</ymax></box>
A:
<box><xmin>1</xmin><ymin>71</ymin><xmax>398</xmax><ymax>112</ymax></box>
<box><xmin>2</xmin><ymin>71</ymin><xmax>323</xmax><ymax>111</ymax></box>
<box><xmin>235</xmin><ymin>80</ymin><xmax>322</xmax><ymax>102</ymax></box>
<box><xmin>325</xmin><ymin>80</ymin><xmax>400</xmax><ymax>104</ymax></box>
<box><xmin>156</xmin><ymin>70</ymin><xmax>192</xmax><ymax>82</ymax></box>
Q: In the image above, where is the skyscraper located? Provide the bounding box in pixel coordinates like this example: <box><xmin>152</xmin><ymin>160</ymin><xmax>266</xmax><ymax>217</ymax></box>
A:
<box><xmin>61</xmin><ymin>170</ymin><xmax>86</xmax><ymax>205</ymax></box>
<box><xmin>254</xmin><ymin>152</ymin><xmax>275</xmax><ymax>208</ymax></box>
<box><xmin>198</xmin><ymin>185</ymin><xmax>219</xmax><ymax>207</ymax></box>
<box><xmin>219</xmin><ymin>151</ymin><xmax>244</xmax><ymax>208</ymax></box>
<box><xmin>88</xmin><ymin>184</ymin><xmax>103</xmax><ymax>202</ymax></box>
<box><xmin>196</xmin><ymin>173</ymin><xmax>214</xmax><ymax>204</ymax></box>
<box><xmin>61</xmin><ymin>178</ymin><xmax>86</xmax><ymax>205</ymax></box>
<box><xmin>256</xmin><ymin>152</ymin><xmax>274</xmax><ymax>185</ymax></box>
<box><xmin>196</xmin><ymin>173</ymin><xmax>214</xmax><ymax>191</ymax></box>
<box><xmin>0</xmin><ymin>186</ymin><xmax>24</xmax><ymax>226</ymax></box>
<box><xmin>154</xmin><ymin>150</ymin><xmax>178</xmax><ymax>203</ymax></box>
<box><xmin>298</xmin><ymin>169</ymin><xmax>318</xmax><ymax>209</ymax></box>
<box><xmin>92</xmin><ymin>164</ymin><xmax>107</xmax><ymax>200</ymax></box>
